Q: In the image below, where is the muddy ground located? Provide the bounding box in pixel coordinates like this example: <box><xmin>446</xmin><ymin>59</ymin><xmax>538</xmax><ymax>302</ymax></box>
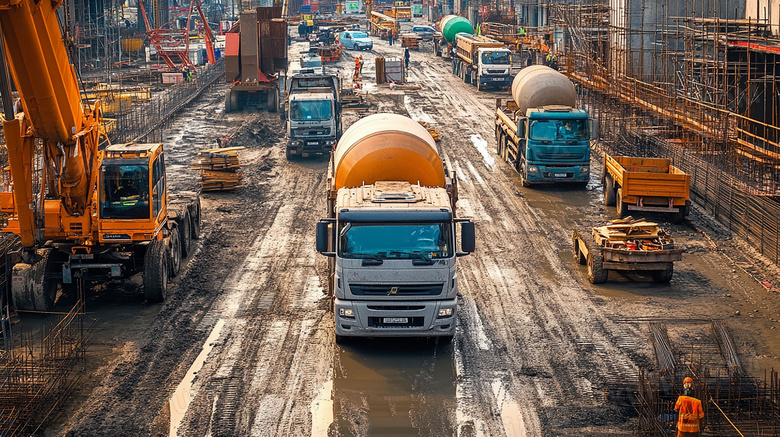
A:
<box><xmin>34</xmin><ymin>22</ymin><xmax>780</xmax><ymax>437</ymax></box>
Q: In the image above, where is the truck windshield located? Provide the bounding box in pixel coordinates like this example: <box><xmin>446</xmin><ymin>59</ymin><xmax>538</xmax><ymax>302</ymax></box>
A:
<box><xmin>100</xmin><ymin>164</ymin><xmax>150</xmax><ymax>219</ymax></box>
<box><xmin>351</xmin><ymin>32</ymin><xmax>368</xmax><ymax>38</ymax></box>
<box><xmin>290</xmin><ymin>100</ymin><xmax>333</xmax><ymax>121</ymax></box>
<box><xmin>529</xmin><ymin>119</ymin><xmax>588</xmax><ymax>141</ymax></box>
<box><xmin>481</xmin><ymin>51</ymin><xmax>510</xmax><ymax>65</ymax></box>
<box><xmin>339</xmin><ymin>222</ymin><xmax>452</xmax><ymax>259</ymax></box>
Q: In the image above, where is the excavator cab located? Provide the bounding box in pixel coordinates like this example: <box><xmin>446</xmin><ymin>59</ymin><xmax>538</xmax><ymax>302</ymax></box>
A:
<box><xmin>98</xmin><ymin>143</ymin><xmax>167</xmax><ymax>241</ymax></box>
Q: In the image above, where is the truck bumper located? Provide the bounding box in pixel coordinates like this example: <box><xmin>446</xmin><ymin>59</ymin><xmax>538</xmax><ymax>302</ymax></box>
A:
<box><xmin>287</xmin><ymin>139</ymin><xmax>336</xmax><ymax>156</ymax></box>
<box><xmin>526</xmin><ymin>164</ymin><xmax>590</xmax><ymax>183</ymax></box>
<box><xmin>334</xmin><ymin>298</ymin><xmax>457</xmax><ymax>337</ymax></box>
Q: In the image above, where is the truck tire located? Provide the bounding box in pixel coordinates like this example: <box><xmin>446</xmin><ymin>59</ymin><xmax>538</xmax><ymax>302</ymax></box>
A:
<box><xmin>268</xmin><ymin>89</ymin><xmax>279</xmax><ymax>113</ymax></box>
<box><xmin>169</xmin><ymin>226</ymin><xmax>182</xmax><ymax>278</ymax></box>
<box><xmin>585</xmin><ymin>235</ymin><xmax>608</xmax><ymax>283</ymax></box>
<box><xmin>286</xmin><ymin>147</ymin><xmax>294</xmax><ymax>160</ymax></box>
<box><xmin>670</xmin><ymin>201</ymin><xmax>689</xmax><ymax>224</ymax></box>
<box><xmin>572</xmin><ymin>229</ymin><xmax>586</xmax><ymax>265</ymax></box>
<box><xmin>650</xmin><ymin>263</ymin><xmax>674</xmax><ymax>283</ymax></box>
<box><xmin>464</xmin><ymin>67</ymin><xmax>471</xmax><ymax>84</ymax></box>
<box><xmin>177</xmin><ymin>209</ymin><xmax>193</xmax><ymax>258</ymax></box>
<box><xmin>144</xmin><ymin>239</ymin><xmax>169</xmax><ymax>303</ymax></box>
<box><xmin>11</xmin><ymin>249</ymin><xmax>58</xmax><ymax>312</ymax></box>
<box><xmin>604</xmin><ymin>174</ymin><xmax>616</xmax><ymax>206</ymax></box>
<box><xmin>496</xmin><ymin>132</ymin><xmax>504</xmax><ymax>156</ymax></box>
<box><xmin>616</xmin><ymin>188</ymin><xmax>628</xmax><ymax>217</ymax></box>
<box><xmin>191</xmin><ymin>198</ymin><xmax>202</xmax><ymax>240</ymax></box>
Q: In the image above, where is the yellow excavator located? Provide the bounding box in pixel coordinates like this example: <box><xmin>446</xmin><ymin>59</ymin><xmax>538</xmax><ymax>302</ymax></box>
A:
<box><xmin>0</xmin><ymin>0</ymin><xmax>200</xmax><ymax>310</ymax></box>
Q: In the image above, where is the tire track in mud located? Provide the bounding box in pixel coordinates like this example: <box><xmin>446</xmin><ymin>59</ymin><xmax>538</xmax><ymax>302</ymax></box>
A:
<box><xmin>406</xmin><ymin>56</ymin><xmax>644</xmax><ymax>435</ymax></box>
<box><xmin>58</xmin><ymin>87</ymin><xmax>300</xmax><ymax>436</ymax></box>
<box><xmin>176</xmin><ymin>158</ymin><xmax>333</xmax><ymax>437</ymax></box>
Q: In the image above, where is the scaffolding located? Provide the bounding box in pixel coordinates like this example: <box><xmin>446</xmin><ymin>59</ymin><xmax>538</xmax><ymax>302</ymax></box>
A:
<box><xmin>552</xmin><ymin>0</ymin><xmax>780</xmax><ymax>195</ymax></box>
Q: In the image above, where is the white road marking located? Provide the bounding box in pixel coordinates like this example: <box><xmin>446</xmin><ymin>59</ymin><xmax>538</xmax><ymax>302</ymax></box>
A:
<box><xmin>469</xmin><ymin>134</ymin><xmax>496</xmax><ymax>170</ymax></box>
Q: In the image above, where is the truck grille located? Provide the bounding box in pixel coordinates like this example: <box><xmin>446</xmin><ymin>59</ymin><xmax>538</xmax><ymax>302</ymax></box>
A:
<box><xmin>536</xmin><ymin>152</ymin><xmax>583</xmax><ymax>160</ymax></box>
<box><xmin>368</xmin><ymin>316</ymin><xmax>425</xmax><ymax>328</ymax></box>
<box><xmin>293</xmin><ymin>128</ymin><xmax>330</xmax><ymax>137</ymax></box>
<box><xmin>349</xmin><ymin>283</ymin><xmax>444</xmax><ymax>296</ymax></box>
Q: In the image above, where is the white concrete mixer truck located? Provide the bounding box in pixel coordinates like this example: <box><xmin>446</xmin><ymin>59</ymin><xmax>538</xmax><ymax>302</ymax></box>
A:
<box><xmin>316</xmin><ymin>113</ymin><xmax>475</xmax><ymax>340</ymax></box>
<box><xmin>495</xmin><ymin>65</ymin><xmax>597</xmax><ymax>187</ymax></box>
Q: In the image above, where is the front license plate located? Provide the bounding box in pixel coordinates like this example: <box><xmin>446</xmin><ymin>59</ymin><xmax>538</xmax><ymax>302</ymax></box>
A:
<box><xmin>493</xmin><ymin>77</ymin><xmax>504</xmax><ymax>81</ymax></box>
<box><xmin>554</xmin><ymin>173</ymin><xmax>567</xmax><ymax>178</ymax></box>
<box><xmin>306</xmin><ymin>141</ymin><xmax>318</xmax><ymax>145</ymax></box>
<box><xmin>383</xmin><ymin>317</ymin><xmax>408</xmax><ymax>324</ymax></box>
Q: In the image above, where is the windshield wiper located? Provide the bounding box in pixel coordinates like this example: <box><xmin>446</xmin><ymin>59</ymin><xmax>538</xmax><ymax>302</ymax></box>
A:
<box><xmin>409</xmin><ymin>251</ymin><xmax>435</xmax><ymax>265</ymax></box>
<box><xmin>347</xmin><ymin>252</ymin><xmax>384</xmax><ymax>265</ymax></box>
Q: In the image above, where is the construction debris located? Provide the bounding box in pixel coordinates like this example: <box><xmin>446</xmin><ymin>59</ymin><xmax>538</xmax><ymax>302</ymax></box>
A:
<box><xmin>192</xmin><ymin>147</ymin><xmax>245</xmax><ymax>191</ymax></box>
<box><xmin>418</xmin><ymin>121</ymin><xmax>441</xmax><ymax>141</ymax></box>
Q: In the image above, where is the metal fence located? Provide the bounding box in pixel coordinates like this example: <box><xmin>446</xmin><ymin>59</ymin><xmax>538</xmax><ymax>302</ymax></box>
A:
<box><xmin>582</xmin><ymin>87</ymin><xmax>780</xmax><ymax>269</ymax></box>
<box><xmin>109</xmin><ymin>59</ymin><xmax>225</xmax><ymax>144</ymax></box>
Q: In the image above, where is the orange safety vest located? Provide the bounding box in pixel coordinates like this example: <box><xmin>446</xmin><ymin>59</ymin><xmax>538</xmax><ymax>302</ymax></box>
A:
<box><xmin>675</xmin><ymin>395</ymin><xmax>704</xmax><ymax>432</ymax></box>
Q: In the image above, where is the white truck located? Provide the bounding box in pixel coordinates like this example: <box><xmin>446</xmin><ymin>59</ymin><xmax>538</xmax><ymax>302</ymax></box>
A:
<box><xmin>451</xmin><ymin>33</ymin><xmax>512</xmax><ymax>90</ymax></box>
<box><xmin>316</xmin><ymin>113</ymin><xmax>475</xmax><ymax>340</ymax></box>
<box><xmin>282</xmin><ymin>73</ymin><xmax>342</xmax><ymax>159</ymax></box>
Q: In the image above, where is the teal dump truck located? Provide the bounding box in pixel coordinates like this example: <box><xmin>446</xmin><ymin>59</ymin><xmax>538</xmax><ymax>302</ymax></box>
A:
<box><xmin>495</xmin><ymin>66</ymin><xmax>596</xmax><ymax>187</ymax></box>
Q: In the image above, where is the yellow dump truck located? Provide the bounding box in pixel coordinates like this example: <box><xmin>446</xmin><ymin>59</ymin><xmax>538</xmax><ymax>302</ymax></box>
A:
<box><xmin>602</xmin><ymin>154</ymin><xmax>691</xmax><ymax>223</ymax></box>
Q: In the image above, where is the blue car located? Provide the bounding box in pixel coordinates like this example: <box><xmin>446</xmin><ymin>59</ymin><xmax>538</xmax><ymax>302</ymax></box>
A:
<box><xmin>340</xmin><ymin>31</ymin><xmax>373</xmax><ymax>50</ymax></box>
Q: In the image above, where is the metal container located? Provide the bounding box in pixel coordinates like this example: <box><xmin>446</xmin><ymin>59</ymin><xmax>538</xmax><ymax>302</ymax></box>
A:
<box><xmin>438</xmin><ymin>15</ymin><xmax>473</xmax><ymax>42</ymax></box>
<box><xmin>511</xmin><ymin>65</ymin><xmax>576</xmax><ymax>114</ymax></box>
<box><xmin>332</xmin><ymin>113</ymin><xmax>445</xmax><ymax>190</ymax></box>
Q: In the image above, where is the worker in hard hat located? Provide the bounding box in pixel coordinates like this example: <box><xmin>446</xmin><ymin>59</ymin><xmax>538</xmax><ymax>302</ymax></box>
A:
<box><xmin>674</xmin><ymin>377</ymin><xmax>704</xmax><ymax>437</ymax></box>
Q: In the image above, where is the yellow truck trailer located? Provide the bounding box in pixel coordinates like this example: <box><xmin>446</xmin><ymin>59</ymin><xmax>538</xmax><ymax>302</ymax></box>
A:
<box><xmin>602</xmin><ymin>154</ymin><xmax>691</xmax><ymax>223</ymax></box>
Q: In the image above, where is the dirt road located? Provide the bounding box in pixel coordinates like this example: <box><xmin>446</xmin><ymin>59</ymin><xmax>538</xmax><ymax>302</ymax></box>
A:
<box><xmin>50</xmin><ymin>28</ymin><xmax>780</xmax><ymax>437</ymax></box>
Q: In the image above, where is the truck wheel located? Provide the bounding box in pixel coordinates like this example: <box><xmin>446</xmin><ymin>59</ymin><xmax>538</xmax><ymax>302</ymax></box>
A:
<box><xmin>144</xmin><ymin>239</ymin><xmax>170</xmax><ymax>303</ymax></box>
<box><xmin>464</xmin><ymin>68</ymin><xmax>471</xmax><ymax>84</ymax></box>
<box><xmin>268</xmin><ymin>89</ymin><xmax>279</xmax><ymax>113</ymax></box>
<box><xmin>585</xmin><ymin>236</ymin><xmax>608</xmax><ymax>283</ymax></box>
<box><xmin>616</xmin><ymin>188</ymin><xmax>628</xmax><ymax>217</ymax></box>
<box><xmin>177</xmin><ymin>209</ymin><xmax>193</xmax><ymax>258</ymax></box>
<box><xmin>572</xmin><ymin>229</ymin><xmax>586</xmax><ymax>265</ymax></box>
<box><xmin>670</xmin><ymin>201</ymin><xmax>689</xmax><ymax>224</ymax></box>
<box><xmin>650</xmin><ymin>264</ymin><xmax>674</xmax><ymax>283</ymax></box>
<box><xmin>286</xmin><ymin>147</ymin><xmax>294</xmax><ymax>160</ymax></box>
<box><xmin>11</xmin><ymin>249</ymin><xmax>58</xmax><ymax>312</ymax></box>
<box><xmin>191</xmin><ymin>198</ymin><xmax>202</xmax><ymax>240</ymax></box>
<box><xmin>604</xmin><ymin>174</ymin><xmax>616</xmax><ymax>206</ymax></box>
<box><xmin>169</xmin><ymin>227</ymin><xmax>182</xmax><ymax>278</ymax></box>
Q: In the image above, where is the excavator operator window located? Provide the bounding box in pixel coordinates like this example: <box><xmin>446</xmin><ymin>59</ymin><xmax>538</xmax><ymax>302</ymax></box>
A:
<box><xmin>100</xmin><ymin>164</ymin><xmax>151</xmax><ymax>220</ymax></box>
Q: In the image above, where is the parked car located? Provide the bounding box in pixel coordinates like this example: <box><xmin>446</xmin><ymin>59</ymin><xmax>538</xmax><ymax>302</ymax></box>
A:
<box><xmin>339</xmin><ymin>31</ymin><xmax>373</xmax><ymax>50</ymax></box>
<box><xmin>411</xmin><ymin>25</ymin><xmax>439</xmax><ymax>41</ymax></box>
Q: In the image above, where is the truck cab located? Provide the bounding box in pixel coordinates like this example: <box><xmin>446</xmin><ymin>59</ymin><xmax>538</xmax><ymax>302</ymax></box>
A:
<box><xmin>474</xmin><ymin>47</ymin><xmax>512</xmax><ymax>89</ymax></box>
<box><xmin>517</xmin><ymin>106</ymin><xmax>592</xmax><ymax>185</ymax></box>
<box><xmin>282</xmin><ymin>74</ymin><xmax>342</xmax><ymax>159</ymax></box>
<box><xmin>317</xmin><ymin>182</ymin><xmax>474</xmax><ymax>339</ymax></box>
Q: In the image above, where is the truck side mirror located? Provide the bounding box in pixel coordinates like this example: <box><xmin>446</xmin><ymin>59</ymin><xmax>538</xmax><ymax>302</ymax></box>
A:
<box><xmin>316</xmin><ymin>220</ymin><xmax>335</xmax><ymax>256</ymax></box>
<box><xmin>458</xmin><ymin>221</ymin><xmax>475</xmax><ymax>255</ymax></box>
<box><xmin>590</xmin><ymin>119</ymin><xmax>598</xmax><ymax>140</ymax></box>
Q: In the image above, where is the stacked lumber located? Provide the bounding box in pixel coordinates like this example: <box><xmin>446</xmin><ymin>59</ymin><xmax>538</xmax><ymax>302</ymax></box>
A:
<box><xmin>595</xmin><ymin>217</ymin><xmax>675</xmax><ymax>250</ymax></box>
<box><xmin>192</xmin><ymin>147</ymin><xmax>245</xmax><ymax>191</ymax></box>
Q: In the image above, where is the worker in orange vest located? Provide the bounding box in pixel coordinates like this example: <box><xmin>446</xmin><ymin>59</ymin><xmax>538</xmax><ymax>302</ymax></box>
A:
<box><xmin>675</xmin><ymin>377</ymin><xmax>704</xmax><ymax>437</ymax></box>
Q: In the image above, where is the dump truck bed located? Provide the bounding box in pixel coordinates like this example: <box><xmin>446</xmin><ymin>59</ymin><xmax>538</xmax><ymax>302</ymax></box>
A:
<box><xmin>604</xmin><ymin>154</ymin><xmax>690</xmax><ymax>204</ymax></box>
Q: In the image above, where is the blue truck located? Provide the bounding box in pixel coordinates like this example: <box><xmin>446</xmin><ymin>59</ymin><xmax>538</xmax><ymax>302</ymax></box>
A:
<box><xmin>494</xmin><ymin>66</ymin><xmax>595</xmax><ymax>187</ymax></box>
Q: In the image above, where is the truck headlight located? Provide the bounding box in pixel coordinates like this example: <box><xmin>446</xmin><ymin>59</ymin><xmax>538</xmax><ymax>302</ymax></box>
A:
<box><xmin>438</xmin><ymin>308</ymin><xmax>453</xmax><ymax>317</ymax></box>
<box><xmin>527</xmin><ymin>165</ymin><xmax>538</xmax><ymax>174</ymax></box>
<box><xmin>582</xmin><ymin>166</ymin><xmax>590</xmax><ymax>173</ymax></box>
<box><xmin>339</xmin><ymin>308</ymin><xmax>355</xmax><ymax>318</ymax></box>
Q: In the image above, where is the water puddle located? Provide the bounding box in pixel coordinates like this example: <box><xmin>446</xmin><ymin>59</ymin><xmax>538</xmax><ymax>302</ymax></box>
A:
<box><xmin>168</xmin><ymin>318</ymin><xmax>225</xmax><ymax>437</ymax></box>
<box><xmin>491</xmin><ymin>379</ymin><xmax>527</xmax><ymax>437</ymax></box>
<box><xmin>310</xmin><ymin>378</ymin><xmax>334</xmax><ymax>436</ymax></box>
<box><xmin>469</xmin><ymin>134</ymin><xmax>496</xmax><ymax>170</ymax></box>
<box><xmin>332</xmin><ymin>339</ymin><xmax>455</xmax><ymax>435</ymax></box>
